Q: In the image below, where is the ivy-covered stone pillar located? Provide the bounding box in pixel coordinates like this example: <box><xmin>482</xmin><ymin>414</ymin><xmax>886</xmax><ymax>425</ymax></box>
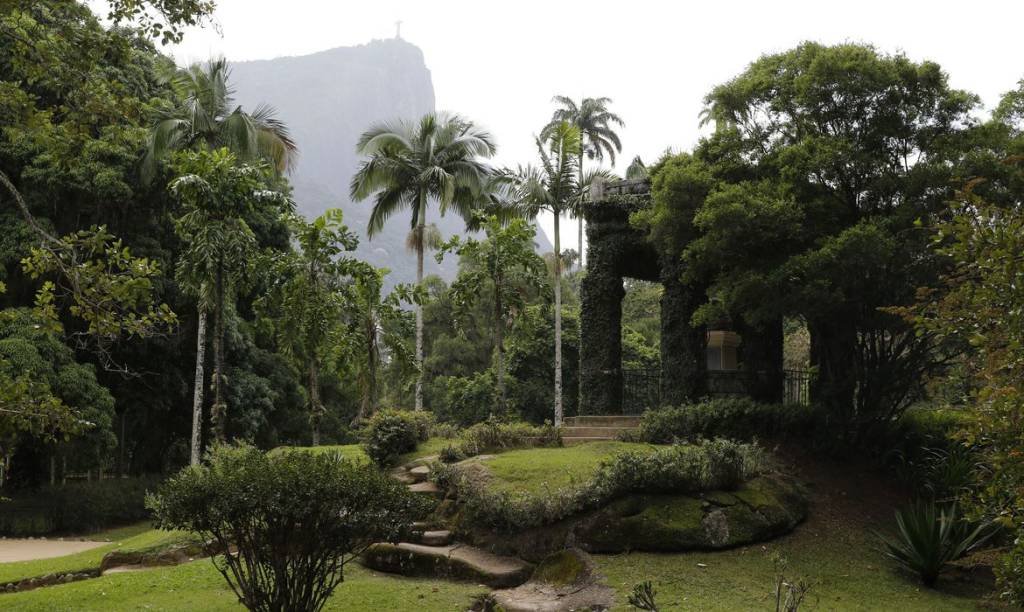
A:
<box><xmin>660</xmin><ymin>262</ymin><xmax>707</xmax><ymax>405</ymax></box>
<box><xmin>580</xmin><ymin>266</ymin><xmax>625</xmax><ymax>414</ymax></box>
<box><xmin>737</xmin><ymin>317</ymin><xmax>784</xmax><ymax>403</ymax></box>
<box><xmin>580</xmin><ymin>180</ymin><xmax>655</xmax><ymax>415</ymax></box>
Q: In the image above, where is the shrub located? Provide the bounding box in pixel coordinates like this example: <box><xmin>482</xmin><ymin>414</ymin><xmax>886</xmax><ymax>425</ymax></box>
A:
<box><xmin>0</xmin><ymin>477</ymin><xmax>158</xmax><ymax>536</ymax></box>
<box><xmin>637</xmin><ymin>399</ymin><xmax>816</xmax><ymax>445</ymax></box>
<box><xmin>591</xmin><ymin>439</ymin><xmax>764</xmax><ymax>498</ymax></box>
<box><xmin>879</xmin><ymin>500</ymin><xmax>993</xmax><ymax>587</ymax></box>
<box><xmin>437</xmin><ymin>439</ymin><xmax>765</xmax><ymax>531</ymax></box>
<box><xmin>149</xmin><ymin>444</ymin><xmax>426</xmax><ymax>612</ymax></box>
<box><xmin>449</xmin><ymin>417</ymin><xmax>560</xmax><ymax>460</ymax></box>
<box><xmin>362</xmin><ymin>409</ymin><xmax>433</xmax><ymax>466</ymax></box>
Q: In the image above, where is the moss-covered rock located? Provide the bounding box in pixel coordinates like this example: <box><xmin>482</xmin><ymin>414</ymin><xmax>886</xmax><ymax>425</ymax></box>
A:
<box><xmin>457</xmin><ymin>473</ymin><xmax>807</xmax><ymax>560</ymax></box>
<box><xmin>531</xmin><ymin>549</ymin><xmax>588</xmax><ymax>586</ymax></box>
<box><xmin>576</xmin><ymin>474</ymin><xmax>806</xmax><ymax>552</ymax></box>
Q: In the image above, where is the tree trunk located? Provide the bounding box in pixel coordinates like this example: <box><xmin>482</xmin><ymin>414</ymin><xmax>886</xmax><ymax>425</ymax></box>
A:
<box><xmin>809</xmin><ymin>318</ymin><xmax>858</xmax><ymax>437</ymax></box>
<box><xmin>578</xmin><ymin>152</ymin><xmax>585</xmax><ymax>269</ymax></box>
<box><xmin>190</xmin><ymin>307</ymin><xmax>207</xmax><ymax>465</ymax></box>
<box><xmin>212</xmin><ymin>262</ymin><xmax>226</xmax><ymax>442</ymax></box>
<box><xmin>554</xmin><ymin>213</ymin><xmax>563</xmax><ymax>426</ymax></box>
<box><xmin>494</xmin><ymin>272</ymin><xmax>506</xmax><ymax>416</ymax></box>
<box><xmin>415</xmin><ymin>219</ymin><xmax>425</xmax><ymax>412</ymax></box>
<box><xmin>309</xmin><ymin>359</ymin><xmax>322</xmax><ymax>446</ymax></box>
<box><xmin>577</xmin><ymin>152</ymin><xmax>585</xmax><ymax>415</ymax></box>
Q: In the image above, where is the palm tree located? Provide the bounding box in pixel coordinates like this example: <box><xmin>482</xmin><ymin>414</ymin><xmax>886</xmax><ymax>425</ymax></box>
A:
<box><xmin>143</xmin><ymin>57</ymin><xmax>297</xmax><ymax>182</ymax></box>
<box><xmin>350</xmin><ymin>112</ymin><xmax>496</xmax><ymax>411</ymax></box>
<box><xmin>509</xmin><ymin>121</ymin><xmax>581</xmax><ymax>425</ymax></box>
<box><xmin>145</xmin><ymin>58</ymin><xmax>297</xmax><ymax>465</ymax></box>
<box><xmin>542</xmin><ymin>96</ymin><xmax>624</xmax><ymax>268</ymax></box>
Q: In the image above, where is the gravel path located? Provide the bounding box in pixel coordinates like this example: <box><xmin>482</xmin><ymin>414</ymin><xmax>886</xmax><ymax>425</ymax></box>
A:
<box><xmin>0</xmin><ymin>539</ymin><xmax>106</xmax><ymax>563</ymax></box>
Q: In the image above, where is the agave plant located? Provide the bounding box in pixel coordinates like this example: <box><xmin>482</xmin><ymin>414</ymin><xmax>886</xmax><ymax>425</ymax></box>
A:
<box><xmin>880</xmin><ymin>500</ymin><xmax>992</xmax><ymax>587</ymax></box>
<box><xmin>628</xmin><ymin>581</ymin><xmax>659</xmax><ymax>611</ymax></box>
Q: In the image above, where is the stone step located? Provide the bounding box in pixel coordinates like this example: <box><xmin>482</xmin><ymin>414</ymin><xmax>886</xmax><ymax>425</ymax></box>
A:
<box><xmin>562</xmin><ymin>437</ymin><xmax>624</xmax><ymax>447</ymax></box>
<box><xmin>563</xmin><ymin>415</ymin><xmax>642</xmax><ymax>428</ymax></box>
<box><xmin>408</xmin><ymin>465</ymin><xmax>430</xmax><ymax>483</ymax></box>
<box><xmin>361</xmin><ymin>542</ymin><xmax>531</xmax><ymax>588</ymax></box>
<box><xmin>415</xmin><ymin>530</ymin><xmax>453</xmax><ymax>546</ymax></box>
<box><xmin>560</xmin><ymin>426</ymin><xmax>633</xmax><ymax>439</ymax></box>
<box><xmin>406</xmin><ymin>481</ymin><xmax>442</xmax><ymax>497</ymax></box>
<box><xmin>389</xmin><ymin>468</ymin><xmax>417</xmax><ymax>485</ymax></box>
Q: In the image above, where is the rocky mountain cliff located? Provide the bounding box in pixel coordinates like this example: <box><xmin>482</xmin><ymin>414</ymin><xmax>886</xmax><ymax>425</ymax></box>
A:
<box><xmin>229</xmin><ymin>38</ymin><xmax>551</xmax><ymax>288</ymax></box>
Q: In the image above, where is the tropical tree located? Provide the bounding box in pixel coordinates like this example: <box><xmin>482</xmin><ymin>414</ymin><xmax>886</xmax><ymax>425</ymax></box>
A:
<box><xmin>508</xmin><ymin>121</ymin><xmax>581</xmax><ymax>425</ymax></box>
<box><xmin>170</xmin><ymin>148</ymin><xmax>290</xmax><ymax>460</ymax></box>
<box><xmin>143</xmin><ymin>57</ymin><xmax>297</xmax><ymax>182</ymax></box>
<box><xmin>686</xmin><ymin>42</ymin><xmax>977</xmax><ymax>436</ymax></box>
<box><xmin>543</xmin><ymin>96</ymin><xmax>624</xmax><ymax>267</ymax></box>
<box><xmin>259</xmin><ymin>209</ymin><xmax>358</xmax><ymax>445</ymax></box>
<box><xmin>342</xmin><ymin>266</ymin><xmax>416</xmax><ymax>424</ymax></box>
<box><xmin>436</xmin><ymin>214</ymin><xmax>548</xmax><ymax>412</ymax></box>
<box><xmin>144</xmin><ymin>57</ymin><xmax>296</xmax><ymax>463</ymax></box>
<box><xmin>350</xmin><ymin>112</ymin><xmax>497</xmax><ymax>411</ymax></box>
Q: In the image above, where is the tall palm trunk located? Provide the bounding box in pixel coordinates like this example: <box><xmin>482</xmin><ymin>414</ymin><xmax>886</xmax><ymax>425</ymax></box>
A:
<box><xmin>577</xmin><ymin>152</ymin><xmax>585</xmax><ymax>414</ymax></box>
<box><xmin>309</xmin><ymin>359</ymin><xmax>322</xmax><ymax>446</ymax></box>
<box><xmin>553</xmin><ymin>212</ymin><xmax>563</xmax><ymax>426</ymax></box>
<box><xmin>190</xmin><ymin>307</ymin><xmax>207</xmax><ymax>465</ymax></box>
<box><xmin>414</xmin><ymin>215</ymin><xmax>425</xmax><ymax>412</ymax></box>
<box><xmin>494</xmin><ymin>268</ymin><xmax>506</xmax><ymax>416</ymax></box>
<box><xmin>357</xmin><ymin>318</ymin><xmax>377</xmax><ymax>423</ymax></box>
<box><xmin>212</xmin><ymin>261</ymin><xmax>226</xmax><ymax>442</ymax></box>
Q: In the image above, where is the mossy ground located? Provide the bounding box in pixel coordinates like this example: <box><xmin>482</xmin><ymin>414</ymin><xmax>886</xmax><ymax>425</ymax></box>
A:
<box><xmin>532</xmin><ymin>549</ymin><xmax>587</xmax><ymax>586</ymax></box>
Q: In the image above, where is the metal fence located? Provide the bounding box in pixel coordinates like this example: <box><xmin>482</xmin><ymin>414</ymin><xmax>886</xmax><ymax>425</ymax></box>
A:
<box><xmin>619</xmin><ymin>367</ymin><xmax>811</xmax><ymax>413</ymax></box>
<box><xmin>783</xmin><ymin>369</ymin><xmax>811</xmax><ymax>405</ymax></box>
<box><xmin>622</xmin><ymin>368</ymin><xmax>661</xmax><ymax>415</ymax></box>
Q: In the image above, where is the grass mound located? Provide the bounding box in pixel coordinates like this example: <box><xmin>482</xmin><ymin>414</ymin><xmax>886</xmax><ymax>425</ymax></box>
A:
<box><xmin>436</xmin><ymin>439</ymin><xmax>767</xmax><ymax>532</ymax></box>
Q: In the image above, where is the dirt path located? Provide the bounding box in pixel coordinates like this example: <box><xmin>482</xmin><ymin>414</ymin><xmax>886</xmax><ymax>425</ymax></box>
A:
<box><xmin>0</xmin><ymin>539</ymin><xmax>106</xmax><ymax>563</ymax></box>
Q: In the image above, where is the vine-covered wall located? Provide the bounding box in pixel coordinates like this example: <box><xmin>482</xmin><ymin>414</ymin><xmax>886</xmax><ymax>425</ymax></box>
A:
<box><xmin>580</xmin><ymin>180</ymin><xmax>782</xmax><ymax>414</ymax></box>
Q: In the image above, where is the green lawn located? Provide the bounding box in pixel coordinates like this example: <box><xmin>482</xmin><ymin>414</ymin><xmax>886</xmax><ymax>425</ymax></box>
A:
<box><xmin>0</xmin><ymin>523</ymin><xmax>192</xmax><ymax>585</ymax></box>
<box><xmin>271</xmin><ymin>437</ymin><xmax>452</xmax><ymax>466</ymax></box>
<box><xmin>0</xmin><ymin>555</ymin><xmax>484</xmax><ymax>611</ymax></box>
<box><xmin>595</xmin><ymin>533</ymin><xmax>983</xmax><ymax>611</ymax></box>
<box><xmin>480</xmin><ymin>441</ymin><xmax>656</xmax><ymax>494</ymax></box>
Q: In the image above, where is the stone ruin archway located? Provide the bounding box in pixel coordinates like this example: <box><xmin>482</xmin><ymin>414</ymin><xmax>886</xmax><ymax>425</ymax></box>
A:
<box><xmin>579</xmin><ymin>179</ymin><xmax>785</xmax><ymax>415</ymax></box>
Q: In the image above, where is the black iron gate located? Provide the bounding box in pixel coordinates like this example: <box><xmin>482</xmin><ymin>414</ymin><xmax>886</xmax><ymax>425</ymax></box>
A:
<box><xmin>622</xmin><ymin>368</ymin><xmax>661</xmax><ymax>414</ymax></box>
<box><xmin>783</xmin><ymin>369</ymin><xmax>811</xmax><ymax>405</ymax></box>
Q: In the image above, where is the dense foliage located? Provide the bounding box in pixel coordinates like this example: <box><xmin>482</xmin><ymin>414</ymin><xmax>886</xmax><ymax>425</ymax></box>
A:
<box><xmin>0</xmin><ymin>476</ymin><xmax>158</xmax><ymax>536</ymax></box>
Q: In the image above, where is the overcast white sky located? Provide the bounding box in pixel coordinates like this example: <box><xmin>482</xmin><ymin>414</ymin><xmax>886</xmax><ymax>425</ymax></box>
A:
<box><xmin>112</xmin><ymin>0</ymin><xmax>1024</xmax><ymax>251</ymax></box>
